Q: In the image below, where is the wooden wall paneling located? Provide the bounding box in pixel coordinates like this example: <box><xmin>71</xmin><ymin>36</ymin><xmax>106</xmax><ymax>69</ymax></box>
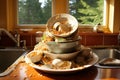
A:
<box><xmin>79</xmin><ymin>34</ymin><xmax>86</xmax><ymax>46</ymax></box>
<box><xmin>0</xmin><ymin>33</ymin><xmax>15</xmax><ymax>47</ymax></box>
<box><xmin>104</xmin><ymin>33</ymin><xmax>118</xmax><ymax>45</ymax></box>
<box><xmin>20</xmin><ymin>33</ymin><xmax>32</xmax><ymax>47</ymax></box>
<box><xmin>85</xmin><ymin>34</ymin><xmax>103</xmax><ymax>46</ymax></box>
<box><xmin>31</xmin><ymin>33</ymin><xmax>36</xmax><ymax>47</ymax></box>
<box><xmin>0</xmin><ymin>0</ymin><xmax>7</xmax><ymax>29</ymax></box>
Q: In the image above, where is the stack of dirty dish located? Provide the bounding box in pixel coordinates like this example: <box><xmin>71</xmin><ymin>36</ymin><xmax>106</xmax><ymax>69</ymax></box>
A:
<box><xmin>25</xmin><ymin>14</ymin><xmax>95</xmax><ymax>70</ymax></box>
<box><xmin>42</xmin><ymin>13</ymin><xmax>81</xmax><ymax>60</ymax></box>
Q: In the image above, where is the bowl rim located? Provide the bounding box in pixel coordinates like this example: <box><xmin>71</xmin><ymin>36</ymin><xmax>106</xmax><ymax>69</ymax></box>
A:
<box><xmin>47</xmin><ymin>36</ymin><xmax>81</xmax><ymax>43</ymax></box>
<box><xmin>46</xmin><ymin>13</ymin><xmax>78</xmax><ymax>37</ymax></box>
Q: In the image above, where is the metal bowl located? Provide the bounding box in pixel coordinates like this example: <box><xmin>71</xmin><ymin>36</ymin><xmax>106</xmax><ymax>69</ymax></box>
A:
<box><xmin>46</xmin><ymin>13</ymin><xmax>78</xmax><ymax>37</ymax></box>
<box><xmin>46</xmin><ymin>36</ymin><xmax>81</xmax><ymax>54</ymax></box>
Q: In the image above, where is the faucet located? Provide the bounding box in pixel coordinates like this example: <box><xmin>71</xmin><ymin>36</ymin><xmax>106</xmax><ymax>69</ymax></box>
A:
<box><xmin>14</xmin><ymin>32</ymin><xmax>20</xmax><ymax>47</ymax></box>
<box><xmin>0</xmin><ymin>28</ymin><xmax>20</xmax><ymax>47</ymax></box>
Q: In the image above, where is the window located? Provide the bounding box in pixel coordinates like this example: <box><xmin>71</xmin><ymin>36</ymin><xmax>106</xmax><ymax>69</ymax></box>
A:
<box><xmin>18</xmin><ymin>0</ymin><xmax>104</xmax><ymax>26</ymax></box>
<box><xmin>18</xmin><ymin>0</ymin><xmax>52</xmax><ymax>25</ymax></box>
<box><xmin>69</xmin><ymin>0</ymin><xmax>104</xmax><ymax>25</ymax></box>
<box><xmin>14</xmin><ymin>0</ymin><xmax>119</xmax><ymax>33</ymax></box>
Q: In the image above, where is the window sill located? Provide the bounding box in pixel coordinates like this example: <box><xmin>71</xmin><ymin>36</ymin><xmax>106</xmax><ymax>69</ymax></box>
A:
<box><xmin>78</xmin><ymin>26</ymin><xmax>111</xmax><ymax>33</ymax></box>
<box><xmin>16</xmin><ymin>24</ymin><xmax>111</xmax><ymax>34</ymax></box>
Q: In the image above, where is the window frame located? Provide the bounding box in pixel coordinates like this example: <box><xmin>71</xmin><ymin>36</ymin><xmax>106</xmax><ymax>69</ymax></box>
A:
<box><xmin>15</xmin><ymin>0</ymin><xmax>69</xmax><ymax>30</ymax></box>
<box><xmin>15</xmin><ymin>0</ymin><xmax>47</xmax><ymax>29</ymax></box>
<box><xmin>7</xmin><ymin>0</ymin><xmax>120</xmax><ymax>33</ymax></box>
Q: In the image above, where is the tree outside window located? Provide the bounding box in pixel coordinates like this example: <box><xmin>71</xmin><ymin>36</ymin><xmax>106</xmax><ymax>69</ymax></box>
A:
<box><xmin>18</xmin><ymin>0</ymin><xmax>103</xmax><ymax>26</ymax></box>
<box><xmin>18</xmin><ymin>0</ymin><xmax>51</xmax><ymax>24</ymax></box>
<box><xmin>69</xmin><ymin>0</ymin><xmax>104</xmax><ymax>25</ymax></box>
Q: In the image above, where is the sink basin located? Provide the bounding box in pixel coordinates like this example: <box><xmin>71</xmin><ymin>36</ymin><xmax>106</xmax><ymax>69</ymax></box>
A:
<box><xmin>92</xmin><ymin>49</ymin><xmax>120</xmax><ymax>61</ymax></box>
<box><xmin>0</xmin><ymin>48</ymin><xmax>28</xmax><ymax>73</ymax></box>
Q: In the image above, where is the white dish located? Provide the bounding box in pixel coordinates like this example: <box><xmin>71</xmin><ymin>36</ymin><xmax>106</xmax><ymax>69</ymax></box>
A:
<box><xmin>25</xmin><ymin>52</ymin><xmax>99</xmax><ymax>74</ymax></box>
<box><xmin>46</xmin><ymin>13</ymin><xmax>78</xmax><ymax>37</ymax></box>
<box><xmin>43</xmin><ymin>49</ymin><xmax>81</xmax><ymax>60</ymax></box>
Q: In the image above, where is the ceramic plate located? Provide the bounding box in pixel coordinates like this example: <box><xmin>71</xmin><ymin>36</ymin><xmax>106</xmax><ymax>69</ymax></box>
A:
<box><xmin>25</xmin><ymin>52</ymin><xmax>99</xmax><ymax>74</ymax></box>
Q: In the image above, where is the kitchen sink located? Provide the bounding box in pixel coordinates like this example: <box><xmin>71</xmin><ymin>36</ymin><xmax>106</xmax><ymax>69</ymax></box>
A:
<box><xmin>92</xmin><ymin>48</ymin><xmax>120</xmax><ymax>67</ymax></box>
<box><xmin>0</xmin><ymin>48</ymin><xmax>28</xmax><ymax>73</ymax></box>
<box><xmin>92</xmin><ymin>48</ymin><xmax>120</xmax><ymax>60</ymax></box>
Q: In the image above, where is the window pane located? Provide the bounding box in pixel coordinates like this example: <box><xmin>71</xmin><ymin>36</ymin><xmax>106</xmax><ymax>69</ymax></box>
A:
<box><xmin>18</xmin><ymin>0</ymin><xmax>52</xmax><ymax>24</ymax></box>
<box><xmin>69</xmin><ymin>0</ymin><xmax>104</xmax><ymax>25</ymax></box>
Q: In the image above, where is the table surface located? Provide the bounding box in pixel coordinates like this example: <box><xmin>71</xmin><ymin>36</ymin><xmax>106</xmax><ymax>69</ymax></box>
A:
<box><xmin>1</xmin><ymin>48</ymin><xmax>120</xmax><ymax>80</ymax></box>
<box><xmin>0</xmin><ymin>62</ymin><xmax>120</xmax><ymax>80</ymax></box>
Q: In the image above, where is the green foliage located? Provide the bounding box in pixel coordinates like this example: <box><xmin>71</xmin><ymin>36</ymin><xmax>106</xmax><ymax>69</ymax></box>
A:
<box><xmin>69</xmin><ymin>0</ymin><xmax>104</xmax><ymax>25</ymax></box>
<box><xmin>18</xmin><ymin>0</ymin><xmax>103</xmax><ymax>25</ymax></box>
<box><xmin>18</xmin><ymin>0</ymin><xmax>51</xmax><ymax>24</ymax></box>
<box><xmin>42</xmin><ymin>0</ymin><xmax>52</xmax><ymax>24</ymax></box>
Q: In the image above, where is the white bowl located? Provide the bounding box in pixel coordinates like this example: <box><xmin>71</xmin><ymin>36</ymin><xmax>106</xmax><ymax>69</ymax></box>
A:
<box><xmin>46</xmin><ymin>13</ymin><xmax>78</xmax><ymax>37</ymax></box>
<box><xmin>43</xmin><ymin>48</ymin><xmax>81</xmax><ymax>60</ymax></box>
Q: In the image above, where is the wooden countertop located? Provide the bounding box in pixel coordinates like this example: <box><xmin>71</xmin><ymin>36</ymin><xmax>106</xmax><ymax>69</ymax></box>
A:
<box><xmin>0</xmin><ymin>62</ymin><xmax>120</xmax><ymax>80</ymax></box>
